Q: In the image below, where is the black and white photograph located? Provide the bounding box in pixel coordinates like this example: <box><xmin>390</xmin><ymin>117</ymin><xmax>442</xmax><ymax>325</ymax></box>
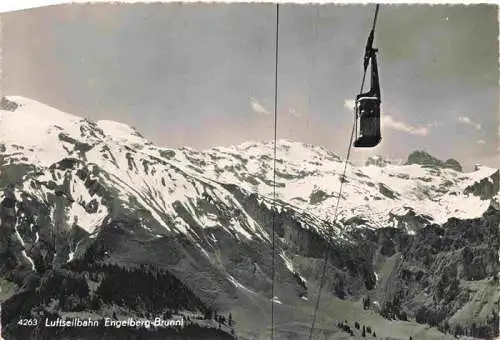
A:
<box><xmin>0</xmin><ymin>1</ymin><xmax>498</xmax><ymax>339</ymax></box>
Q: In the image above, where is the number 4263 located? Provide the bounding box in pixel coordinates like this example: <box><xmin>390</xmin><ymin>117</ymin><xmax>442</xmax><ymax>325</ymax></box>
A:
<box><xmin>17</xmin><ymin>319</ymin><xmax>38</xmax><ymax>327</ymax></box>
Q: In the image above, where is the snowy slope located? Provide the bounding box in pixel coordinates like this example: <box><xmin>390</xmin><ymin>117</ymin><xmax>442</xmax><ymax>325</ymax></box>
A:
<box><xmin>0</xmin><ymin>97</ymin><xmax>270</xmax><ymax>244</ymax></box>
<box><xmin>165</xmin><ymin>140</ymin><xmax>498</xmax><ymax>229</ymax></box>
<box><xmin>1</xmin><ymin>96</ymin><xmax>497</xmax><ymax>240</ymax></box>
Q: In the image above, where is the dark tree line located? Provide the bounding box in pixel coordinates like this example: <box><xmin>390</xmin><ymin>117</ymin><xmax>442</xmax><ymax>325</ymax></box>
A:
<box><xmin>338</xmin><ymin>320</ymin><xmax>376</xmax><ymax>338</ymax></box>
<box><xmin>91</xmin><ymin>262</ymin><xmax>209</xmax><ymax>314</ymax></box>
<box><xmin>445</xmin><ymin>313</ymin><xmax>499</xmax><ymax>339</ymax></box>
<box><xmin>380</xmin><ymin>293</ymin><xmax>408</xmax><ymax>321</ymax></box>
<box><xmin>2</xmin><ymin>269</ymin><xmax>89</xmax><ymax>324</ymax></box>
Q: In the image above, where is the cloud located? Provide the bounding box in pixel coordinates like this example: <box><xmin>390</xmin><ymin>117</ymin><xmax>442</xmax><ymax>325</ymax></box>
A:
<box><xmin>427</xmin><ymin>121</ymin><xmax>442</xmax><ymax>128</ymax></box>
<box><xmin>381</xmin><ymin>115</ymin><xmax>430</xmax><ymax>136</ymax></box>
<box><xmin>343</xmin><ymin>99</ymin><xmax>356</xmax><ymax>112</ymax></box>
<box><xmin>250</xmin><ymin>97</ymin><xmax>271</xmax><ymax>115</ymax></box>
<box><xmin>458</xmin><ymin>116</ymin><xmax>482</xmax><ymax>130</ymax></box>
<box><xmin>477</xmin><ymin>139</ymin><xmax>486</xmax><ymax>144</ymax></box>
<box><xmin>343</xmin><ymin>98</ymin><xmax>438</xmax><ymax>136</ymax></box>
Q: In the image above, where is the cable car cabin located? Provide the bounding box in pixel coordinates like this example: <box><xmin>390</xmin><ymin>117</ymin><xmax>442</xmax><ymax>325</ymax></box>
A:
<box><xmin>354</xmin><ymin>33</ymin><xmax>382</xmax><ymax>148</ymax></box>
<box><xmin>354</xmin><ymin>94</ymin><xmax>381</xmax><ymax>148</ymax></box>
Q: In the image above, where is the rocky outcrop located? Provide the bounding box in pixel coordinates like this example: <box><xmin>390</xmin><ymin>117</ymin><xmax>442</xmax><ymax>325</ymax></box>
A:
<box><xmin>443</xmin><ymin>158</ymin><xmax>462</xmax><ymax>172</ymax></box>
<box><xmin>406</xmin><ymin>150</ymin><xmax>442</xmax><ymax>167</ymax></box>
<box><xmin>378</xmin><ymin>183</ymin><xmax>399</xmax><ymax>199</ymax></box>
<box><xmin>224</xmin><ymin>184</ymin><xmax>381</xmax><ymax>299</ymax></box>
<box><xmin>406</xmin><ymin>150</ymin><xmax>462</xmax><ymax>172</ymax></box>
<box><xmin>0</xmin><ymin>97</ymin><xmax>19</xmax><ymax>111</ymax></box>
<box><xmin>464</xmin><ymin>169</ymin><xmax>500</xmax><ymax>200</ymax></box>
<box><xmin>371</xmin><ymin>205</ymin><xmax>500</xmax><ymax>339</ymax></box>
<box><xmin>365</xmin><ymin>155</ymin><xmax>389</xmax><ymax>167</ymax></box>
<box><xmin>0</xmin><ymin>188</ymin><xmax>34</xmax><ymax>272</ymax></box>
<box><xmin>388</xmin><ymin>208</ymin><xmax>433</xmax><ymax>233</ymax></box>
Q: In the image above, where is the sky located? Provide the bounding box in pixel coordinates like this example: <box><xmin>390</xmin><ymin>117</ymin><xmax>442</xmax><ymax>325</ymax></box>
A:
<box><xmin>1</xmin><ymin>3</ymin><xmax>498</xmax><ymax>170</ymax></box>
<box><xmin>1</xmin><ymin>0</ymin><xmax>496</xmax><ymax>13</ymax></box>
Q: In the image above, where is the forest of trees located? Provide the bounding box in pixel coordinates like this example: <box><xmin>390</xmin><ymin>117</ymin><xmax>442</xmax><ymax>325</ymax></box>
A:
<box><xmin>92</xmin><ymin>263</ymin><xmax>207</xmax><ymax>314</ymax></box>
<box><xmin>2</xmin><ymin>259</ymin><xmax>238</xmax><ymax>339</ymax></box>
<box><xmin>337</xmin><ymin>320</ymin><xmax>377</xmax><ymax>338</ymax></box>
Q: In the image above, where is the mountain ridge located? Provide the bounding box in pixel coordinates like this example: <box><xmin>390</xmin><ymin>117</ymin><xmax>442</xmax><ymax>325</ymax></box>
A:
<box><xmin>0</xmin><ymin>96</ymin><xmax>498</xmax><ymax>340</ymax></box>
<box><xmin>1</xmin><ymin>96</ymin><xmax>497</xmax><ymax>242</ymax></box>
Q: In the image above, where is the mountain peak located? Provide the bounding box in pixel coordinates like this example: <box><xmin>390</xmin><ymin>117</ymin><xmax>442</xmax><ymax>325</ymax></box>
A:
<box><xmin>0</xmin><ymin>96</ymin><xmax>496</xmax><ymax>260</ymax></box>
<box><xmin>0</xmin><ymin>96</ymin><xmax>87</xmax><ymax>164</ymax></box>
<box><xmin>365</xmin><ymin>155</ymin><xmax>389</xmax><ymax>167</ymax></box>
<box><xmin>230</xmin><ymin>139</ymin><xmax>342</xmax><ymax>163</ymax></box>
<box><xmin>405</xmin><ymin>150</ymin><xmax>462</xmax><ymax>172</ymax></box>
<box><xmin>96</xmin><ymin>120</ymin><xmax>146</xmax><ymax>144</ymax></box>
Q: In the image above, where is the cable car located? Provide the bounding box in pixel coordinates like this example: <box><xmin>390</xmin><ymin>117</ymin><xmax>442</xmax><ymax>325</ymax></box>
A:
<box><xmin>354</xmin><ymin>8</ymin><xmax>382</xmax><ymax>148</ymax></box>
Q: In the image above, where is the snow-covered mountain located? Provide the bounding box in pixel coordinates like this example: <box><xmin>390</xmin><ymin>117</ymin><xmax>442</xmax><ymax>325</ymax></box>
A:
<box><xmin>1</xmin><ymin>97</ymin><xmax>497</xmax><ymax>236</ymax></box>
<box><xmin>169</xmin><ymin>139</ymin><xmax>498</xmax><ymax>229</ymax></box>
<box><xmin>0</xmin><ymin>97</ymin><xmax>498</xmax><ymax>340</ymax></box>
